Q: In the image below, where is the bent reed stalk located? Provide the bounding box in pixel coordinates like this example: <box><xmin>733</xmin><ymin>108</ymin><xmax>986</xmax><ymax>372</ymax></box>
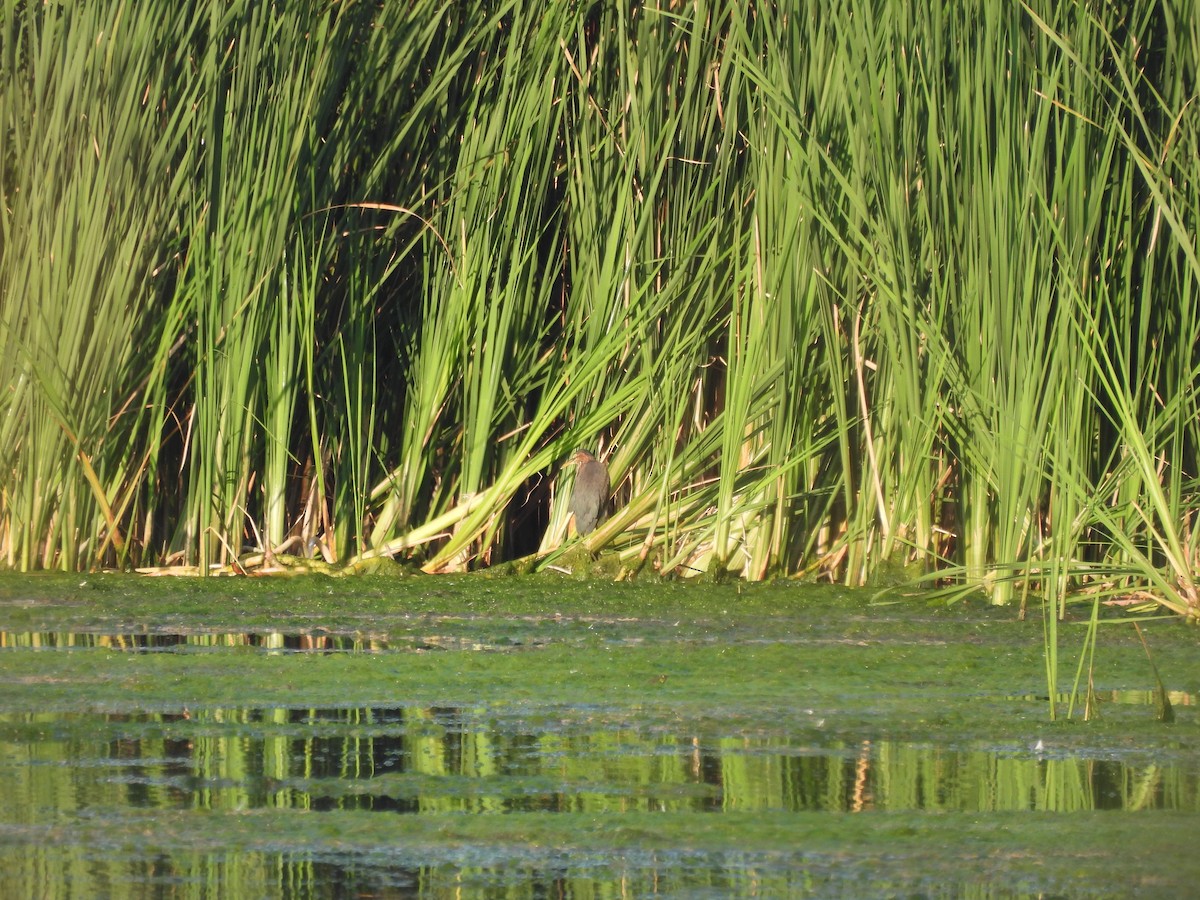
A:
<box><xmin>0</xmin><ymin>1</ymin><xmax>1197</xmax><ymax>616</ymax></box>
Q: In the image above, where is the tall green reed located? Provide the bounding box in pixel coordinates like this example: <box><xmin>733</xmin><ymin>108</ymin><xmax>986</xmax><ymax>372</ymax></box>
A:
<box><xmin>0</xmin><ymin>0</ymin><xmax>1196</xmax><ymax>625</ymax></box>
<box><xmin>0</xmin><ymin>2</ymin><xmax>205</xmax><ymax>569</ymax></box>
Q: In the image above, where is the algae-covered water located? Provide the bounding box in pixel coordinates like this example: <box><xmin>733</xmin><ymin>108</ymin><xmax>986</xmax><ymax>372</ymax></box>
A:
<box><xmin>0</xmin><ymin>574</ymin><xmax>1197</xmax><ymax>898</ymax></box>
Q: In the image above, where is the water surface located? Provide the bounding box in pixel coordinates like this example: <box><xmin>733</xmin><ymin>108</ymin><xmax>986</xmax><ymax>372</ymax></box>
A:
<box><xmin>0</xmin><ymin>574</ymin><xmax>1197</xmax><ymax>897</ymax></box>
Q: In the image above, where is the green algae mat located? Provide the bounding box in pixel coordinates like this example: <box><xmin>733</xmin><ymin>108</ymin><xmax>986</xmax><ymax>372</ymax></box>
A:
<box><xmin>1</xmin><ymin>573</ymin><xmax>1197</xmax><ymax>898</ymax></box>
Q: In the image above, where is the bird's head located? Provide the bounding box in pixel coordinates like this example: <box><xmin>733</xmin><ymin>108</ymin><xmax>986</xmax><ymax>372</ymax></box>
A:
<box><xmin>567</xmin><ymin>449</ymin><xmax>597</xmax><ymax>467</ymax></box>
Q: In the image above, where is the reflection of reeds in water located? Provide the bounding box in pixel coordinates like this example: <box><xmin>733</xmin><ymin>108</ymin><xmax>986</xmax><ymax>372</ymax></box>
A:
<box><xmin>3</xmin><ymin>703</ymin><xmax>1197</xmax><ymax>817</ymax></box>
<box><xmin>1</xmin><ymin>2</ymin><xmax>1198</xmax><ymax>616</ymax></box>
<box><xmin>0</xmin><ymin>630</ymin><xmax>380</xmax><ymax>653</ymax></box>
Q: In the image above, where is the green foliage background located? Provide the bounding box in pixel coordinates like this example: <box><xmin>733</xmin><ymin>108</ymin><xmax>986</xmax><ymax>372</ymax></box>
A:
<box><xmin>1</xmin><ymin>1</ymin><xmax>1197</xmax><ymax>612</ymax></box>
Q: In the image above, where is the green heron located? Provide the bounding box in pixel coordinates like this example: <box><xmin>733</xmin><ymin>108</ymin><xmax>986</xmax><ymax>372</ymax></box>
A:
<box><xmin>565</xmin><ymin>449</ymin><xmax>609</xmax><ymax>536</ymax></box>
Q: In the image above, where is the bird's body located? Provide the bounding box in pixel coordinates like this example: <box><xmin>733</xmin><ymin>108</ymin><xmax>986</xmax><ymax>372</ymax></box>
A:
<box><xmin>566</xmin><ymin>449</ymin><xmax>609</xmax><ymax>536</ymax></box>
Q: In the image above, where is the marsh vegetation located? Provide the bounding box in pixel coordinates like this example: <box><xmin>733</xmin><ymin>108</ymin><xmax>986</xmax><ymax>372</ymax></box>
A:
<box><xmin>1</xmin><ymin>2</ymin><xmax>1198</xmax><ymax>617</ymax></box>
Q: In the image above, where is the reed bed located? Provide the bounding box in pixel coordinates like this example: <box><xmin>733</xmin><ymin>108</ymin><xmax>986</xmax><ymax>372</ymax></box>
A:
<box><xmin>1</xmin><ymin>1</ymin><xmax>1197</xmax><ymax>616</ymax></box>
